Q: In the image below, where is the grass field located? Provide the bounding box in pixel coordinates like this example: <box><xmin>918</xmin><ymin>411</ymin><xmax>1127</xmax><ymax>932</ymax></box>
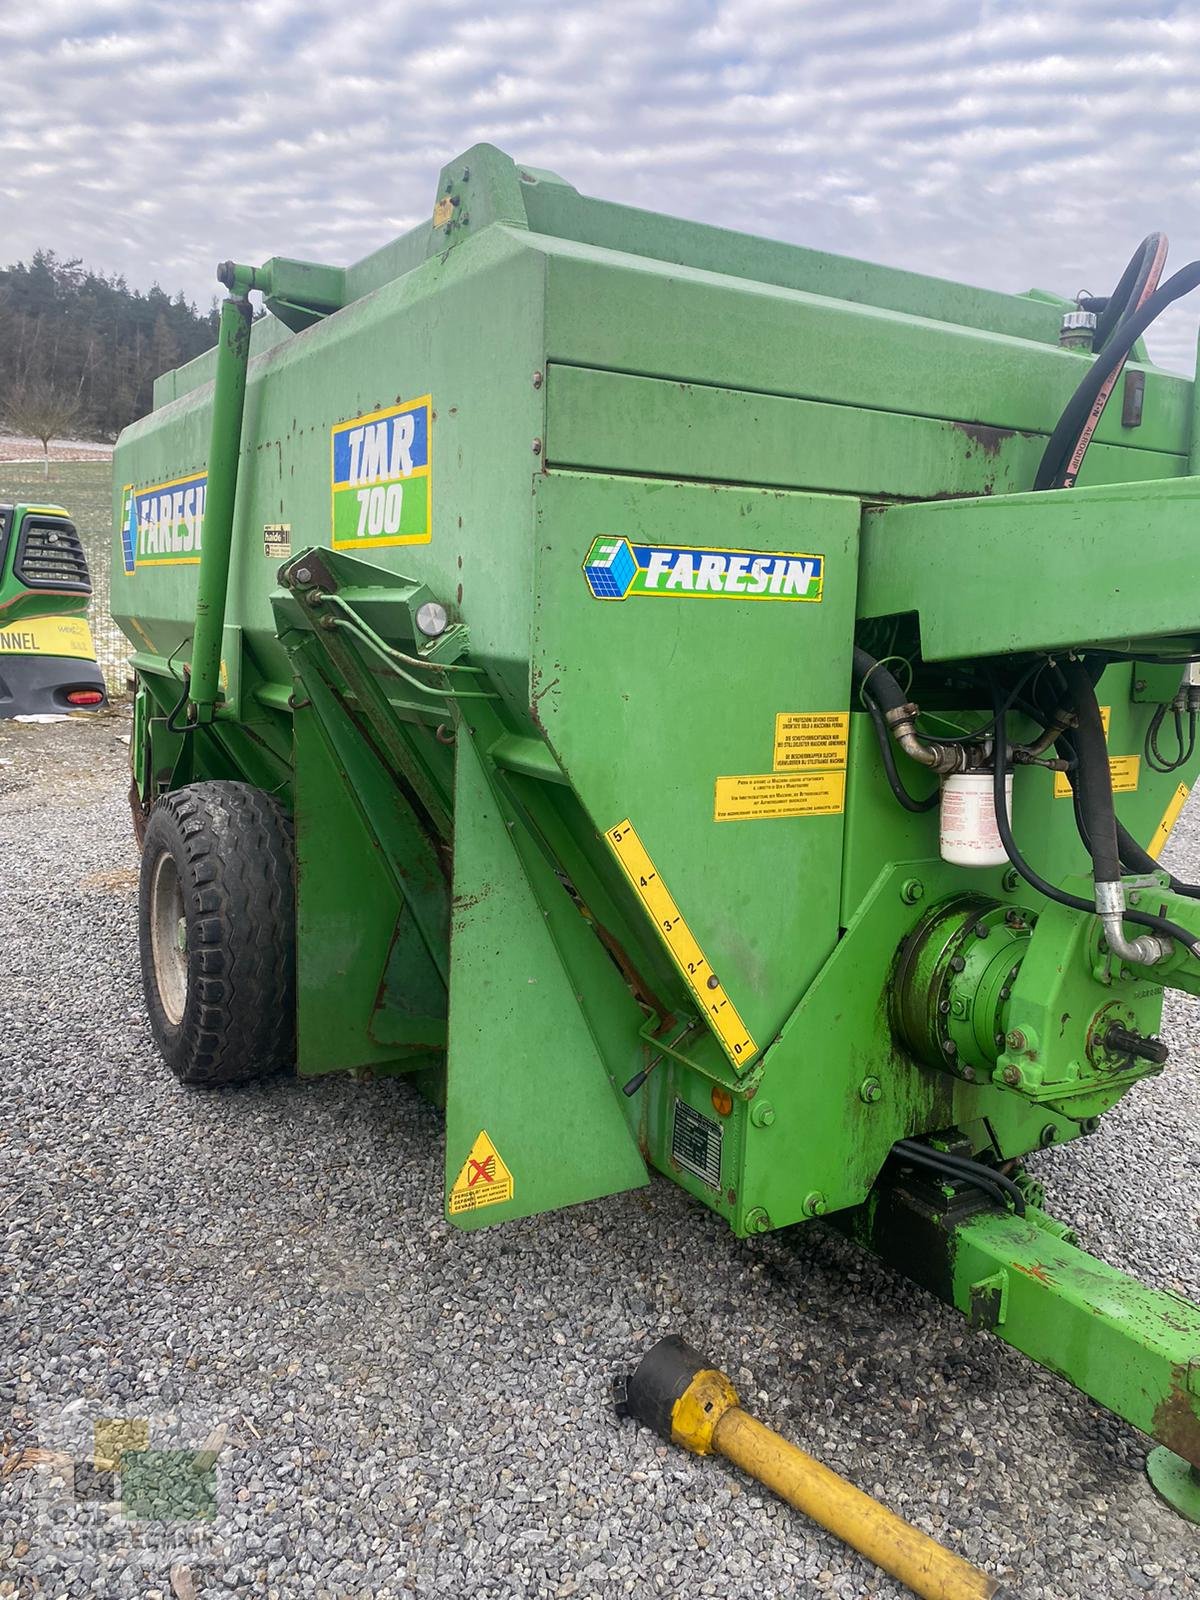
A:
<box><xmin>0</xmin><ymin>459</ymin><xmax>129</xmax><ymax>694</ymax></box>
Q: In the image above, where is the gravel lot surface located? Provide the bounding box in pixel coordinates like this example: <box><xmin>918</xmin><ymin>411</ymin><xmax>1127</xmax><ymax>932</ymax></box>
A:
<box><xmin>1</xmin><ymin>713</ymin><xmax>1199</xmax><ymax>1598</ymax></box>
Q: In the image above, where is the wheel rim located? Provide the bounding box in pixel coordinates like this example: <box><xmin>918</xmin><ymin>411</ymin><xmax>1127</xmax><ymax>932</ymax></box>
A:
<box><xmin>149</xmin><ymin>850</ymin><xmax>188</xmax><ymax>1026</ymax></box>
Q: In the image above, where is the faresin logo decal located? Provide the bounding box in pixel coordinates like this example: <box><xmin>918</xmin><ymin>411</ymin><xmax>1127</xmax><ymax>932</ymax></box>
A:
<box><xmin>330</xmin><ymin>395</ymin><xmax>431</xmax><ymax>550</ymax></box>
<box><xmin>120</xmin><ymin>473</ymin><xmax>207</xmax><ymax>574</ymax></box>
<box><xmin>582</xmin><ymin>537</ymin><xmax>824</xmax><ymax>603</ymax></box>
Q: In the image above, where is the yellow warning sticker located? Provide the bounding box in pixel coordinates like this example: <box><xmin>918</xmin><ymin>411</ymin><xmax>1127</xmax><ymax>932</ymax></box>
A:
<box><xmin>1054</xmin><ymin>755</ymin><xmax>1139</xmax><ymax>799</ymax></box>
<box><xmin>606</xmin><ymin>819</ymin><xmax>757</xmax><ymax>1068</ymax></box>
<box><xmin>1147</xmin><ymin>782</ymin><xmax>1190</xmax><ymax>859</ymax></box>
<box><xmin>0</xmin><ymin>614</ymin><xmax>95</xmax><ymax>661</ymax></box>
<box><xmin>773</xmin><ymin>711</ymin><xmax>849</xmax><ymax>771</ymax></box>
<box><xmin>449</xmin><ymin>1130</ymin><xmax>514</xmax><ymax>1215</ymax></box>
<box><xmin>714</xmin><ymin>771</ymin><xmax>845</xmax><ymax>822</ymax></box>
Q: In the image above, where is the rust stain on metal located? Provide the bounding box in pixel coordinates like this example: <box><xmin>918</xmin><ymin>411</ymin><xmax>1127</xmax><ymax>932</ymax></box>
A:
<box><xmin>952</xmin><ymin>421</ymin><xmax>1016</xmax><ymax>458</ymax></box>
<box><xmin>452</xmin><ymin>888</ymin><xmax>491</xmax><ymax>912</ymax></box>
<box><xmin>1152</xmin><ymin>1370</ymin><xmax>1200</xmax><ymax>1468</ymax></box>
<box><xmin>1012</xmin><ymin>1260</ymin><xmax>1056</xmax><ymax>1286</ymax></box>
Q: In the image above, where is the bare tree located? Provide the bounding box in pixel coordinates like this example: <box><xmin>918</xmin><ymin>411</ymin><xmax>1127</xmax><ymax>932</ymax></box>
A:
<box><xmin>2</xmin><ymin>375</ymin><xmax>84</xmax><ymax>474</ymax></box>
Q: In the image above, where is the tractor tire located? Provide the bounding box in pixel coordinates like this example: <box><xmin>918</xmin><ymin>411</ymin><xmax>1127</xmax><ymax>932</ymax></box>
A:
<box><xmin>138</xmin><ymin>781</ymin><xmax>296</xmax><ymax>1087</ymax></box>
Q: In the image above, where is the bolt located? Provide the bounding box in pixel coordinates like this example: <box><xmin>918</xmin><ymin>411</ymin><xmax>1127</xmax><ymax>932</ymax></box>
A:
<box><xmin>295</xmin><ymin>566</ymin><xmax>312</xmax><ymax>584</ymax></box>
<box><xmin>1040</xmin><ymin>1124</ymin><xmax>1057</xmax><ymax>1147</ymax></box>
<box><xmin>706</xmin><ymin>974</ymin><xmax>720</xmax><ymax>990</ymax></box>
<box><xmin>1002</xmin><ymin>868</ymin><xmax>1020</xmax><ymax>892</ymax></box>
<box><xmin>900</xmin><ymin>878</ymin><xmax>924</xmax><ymax>905</ymax></box>
<box><xmin>802</xmin><ymin>1191</ymin><xmax>827</xmax><ymax>1218</ymax></box>
<box><xmin>1008</xmin><ymin>967</ymin><xmax>1020</xmax><ymax>983</ymax></box>
<box><xmin>994</xmin><ymin>1031</ymin><xmax>1006</xmax><ymax>1048</ymax></box>
<box><xmin>938</xmin><ymin>998</ymin><xmax>951</xmax><ymax>1015</ymax></box>
<box><xmin>531</xmin><ymin>437</ymin><xmax>543</xmax><ymax>455</ymax></box>
<box><xmin>999</xmin><ymin>986</ymin><xmax>1011</xmax><ymax>1001</ymax></box>
<box><xmin>461</xmin><ymin>166</ymin><xmax>470</xmax><ymax>181</ymax></box>
<box><xmin>961</xmin><ymin>1065</ymin><xmax>977</xmax><ymax>1083</ymax></box>
<box><xmin>1006</xmin><ymin>1028</ymin><xmax>1026</xmax><ymax>1050</ymax></box>
<box><xmin>974</xmin><ymin>921</ymin><xmax>989</xmax><ymax>939</ymax></box>
<box><xmin>745</xmin><ymin>1206</ymin><xmax>771</xmax><ymax>1233</ymax></box>
<box><xmin>943</xmin><ymin>1039</ymin><xmax>958</xmax><ymax>1057</ymax></box>
<box><xmin>750</xmin><ymin>1101</ymin><xmax>775</xmax><ymax>1128</ymax></box>
<box><xmin>1081</xmin><ymin>1116</ymin><xmax>1100</xmax><ymax>1134</ymax></box>
<box><xmin>1002</xmin><ymin>1064</ymin><xmax>1023</xmax><ymax>1086</ymax></box>
<box><xmin>858</xmin><ymin>1077</ymin><xmax>882</xmax><ymax>1104</ymax></box>
<box><xmin>532</xmin><ymin>370</ymin><xmax>544</xmax><ymax>389</ymax></box>
<box><xmin>1135</xmin><ymin>678</ymin><xmax>1147</xmax><ymax>693</ymax></box>
<box><xmin>1128</xmin><ymin>890</ymin><xmax>1141</xmax><ymax>907</ymax></box>
<box><xmin>415</xmin><ymin>600</ymin><xmax>449</xmax><ymax>638</ymax></box>
<box><xmin>949</xmin><ymin>954</ymin><xmax>966</xmax><ymax>973</ymax></box>
<box><xmin>1004</xmin><ymin>908</ymin><xmax>1023</xmax><ymax>927</ymax></box>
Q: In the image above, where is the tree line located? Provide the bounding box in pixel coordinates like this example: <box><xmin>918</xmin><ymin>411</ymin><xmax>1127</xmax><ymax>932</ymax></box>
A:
<box><xmin>0</xmin><ymin>250</ymin><xmax>218</xmax><ymax>459</ymax></box>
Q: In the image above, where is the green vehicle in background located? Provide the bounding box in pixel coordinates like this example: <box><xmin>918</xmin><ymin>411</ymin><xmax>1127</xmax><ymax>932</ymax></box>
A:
<box><xmin>0</xmin><ymin>502</ymin><xmax>107</xmax><ymax>716</ymax></box>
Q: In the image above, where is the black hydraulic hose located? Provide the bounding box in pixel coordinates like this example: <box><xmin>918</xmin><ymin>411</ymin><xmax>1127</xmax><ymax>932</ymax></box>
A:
<box><xmin>893</xmin><ymin>1140</ymin><xmax>1026</xmax><ymax>1216</ymax></box>
<box><xmin>1081</xmin><ymin>232</ymin><xmax>1168</xmax><ymax>352</ymax></box>
<box><xmin>852</xmin><ymin>646</ymin><xmax>909</xmax><ymax>714</ymax></box>
<box><xmin>908</xmin><ymin>1146</ymin><xmax>1028</xmax><ymax>1216</ymax></box>
<box><xmin>1035</xmin><ymin>254</ymin><xmax>1200</xmax><ymax>491</ymax></box>
<box><xmin>992</xmin><ymin>674</ymin><xmax>1200</xmax><ymax>953</ymax></box>
<box><xmin>1050</xmin><ymin>708</ymin><xmax>1200</xmax><ymax>899</ymax></box>
<box><xmin>863</xmin><ymin>697</ymin><xmax>940</xmax><ymax>814</ymax></box>
<box><xmin>991</xmin><ymin>678</ymin><xmax>1094</xmax><ymax>916</ymax></box>
<box><xmin>1060</xmin><ymin>658</ymin><xmax>1122</xmax><ymax>883</ymax></box>
<box><xmin>164</xmin><ymin>667</ymin><xmax>194</xmax><ymax>735</ymax></box>
<box><xmin>852</xmin><ymin>647</ymin><xmax>940</xmax><ymax>813</ymax></box>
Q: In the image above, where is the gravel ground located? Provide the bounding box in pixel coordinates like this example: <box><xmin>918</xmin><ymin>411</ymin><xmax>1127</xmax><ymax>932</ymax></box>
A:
<box><xmin>1</xmin><ymin>713</ymin><xmax>1199</xmax><ymax>1599</ymax></box>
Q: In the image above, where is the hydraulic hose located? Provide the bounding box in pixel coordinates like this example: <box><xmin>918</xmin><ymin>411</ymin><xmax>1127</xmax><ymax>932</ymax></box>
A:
<box><xmin>1042</xmin><ymin>690</ymin><xmax>1200</xmax><ymax>900</ymax></box>
<box><xmin>852</xmin><ymin>648</ymin><xmax>940</xmax><ymax>812</ymax></box>
<box><xmin>1081</xmin><ymin>232</ymin><xmax>1168</xmax><ymax>352</ymax></box>
<box><xmin>989</xmin><ymin>675</ymin><xmax>1200</xmax><ymax>959</ymax></box>
<box><xmin>1060</xmin><ymin>658</ymin><xmax>1170</xmax><ymax>963</ymax></box>
<box><xmin>893</xmin><ymin>1140</ymin><xmax>1026</xmax><ymax>1216</ymax></box>
<box><xmin>863</xmin><ymin>697</ymin><xmax>940</xmax><ymax>814</ymax></box>
<box><xmin>1036</xmin><ymin>254</ymin><xmax>1200</xmax><ymax>490</ymax></box>
<box><xmin>1060</xmin><ymin>659</ymin><xmax>1122</xmax><ymax>884</ymax></box>
<box><xmin>852</xmin><ymin>647</ymin><xmax>909</xmax><ymax>714</ymax></box>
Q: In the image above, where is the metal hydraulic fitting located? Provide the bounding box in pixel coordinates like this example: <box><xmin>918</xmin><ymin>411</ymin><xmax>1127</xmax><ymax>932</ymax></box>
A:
<box><xmin>884</xmin><ymin>703</ymin><xmax>972</xmax><ymax>775</ymax></box>
<box><xmin>1094</xmin><ymin>880</ymin><xmax>1172</xmax><ymax>966</ymax></box>
<box><xmin>1059</xmin><ymin>308</ymin><xmax>1097</xmax><ymax>349</ymax></box>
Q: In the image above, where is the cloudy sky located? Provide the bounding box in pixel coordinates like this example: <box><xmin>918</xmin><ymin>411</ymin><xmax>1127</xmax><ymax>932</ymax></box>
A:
<box><xmin>4</xmin><ymin>0</ymin><xmax>1200</xmax><ymax>370</ymax></box>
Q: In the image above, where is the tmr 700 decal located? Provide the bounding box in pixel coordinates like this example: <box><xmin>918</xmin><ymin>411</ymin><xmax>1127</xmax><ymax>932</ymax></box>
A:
<box><xmin>583</xmin><ymin>537</ymin><xmax>823</xmax><ymax>602</ymax></box>
<box><xmin>331</xmin><ymin>395</ymin><xmax>431</xmax><ymax>550</ymax></box>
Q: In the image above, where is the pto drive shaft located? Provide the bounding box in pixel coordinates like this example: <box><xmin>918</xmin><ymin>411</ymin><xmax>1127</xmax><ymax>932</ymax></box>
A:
<box><xmin>615</xmin><ymin>1336</ymin><xmax>1011</xmax><ymax>1600</ymax></box>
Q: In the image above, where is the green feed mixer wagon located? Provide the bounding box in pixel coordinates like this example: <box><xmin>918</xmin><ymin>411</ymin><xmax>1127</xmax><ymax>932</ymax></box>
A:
<box><xmin>114</xmin><ymin>145</ymin><xmax>1200</xmax><ymax>1515</ymax></box>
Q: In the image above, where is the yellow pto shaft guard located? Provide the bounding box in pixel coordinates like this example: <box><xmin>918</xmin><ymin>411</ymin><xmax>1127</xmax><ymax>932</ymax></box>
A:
<box><xmin>614</xmin><ymin>1336</ymin><xmax>1011</xmax><ymax>1600</ymax></box>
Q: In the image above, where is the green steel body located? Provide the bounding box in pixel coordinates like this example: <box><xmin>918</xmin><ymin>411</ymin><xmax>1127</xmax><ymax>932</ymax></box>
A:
<box><xmin>112</xmin><ymin>144</ymin><xmax>1200</xmax><ymax>1504</ymax></box>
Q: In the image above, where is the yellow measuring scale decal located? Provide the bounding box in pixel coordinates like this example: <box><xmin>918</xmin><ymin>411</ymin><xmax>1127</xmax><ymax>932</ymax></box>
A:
<box><xmin>605</xmin><ymin>818</ymin><xmax>757</xmax><ymax>1069</ymax></box>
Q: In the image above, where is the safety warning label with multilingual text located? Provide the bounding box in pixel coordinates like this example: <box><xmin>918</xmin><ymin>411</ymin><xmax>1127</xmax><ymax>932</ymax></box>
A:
<box><xmin>449</xmin><ymin>1130</ymin><xmax>514</xmax><ymax>1215</ymax></box>
<box><xmin>714</xmin><ymin>770</ymin><xmax>845</xmax><ymax>822</ymax></box>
